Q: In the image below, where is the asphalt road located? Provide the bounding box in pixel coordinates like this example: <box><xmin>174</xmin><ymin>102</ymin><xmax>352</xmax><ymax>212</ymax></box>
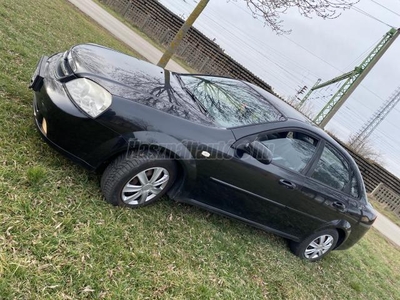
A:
<box><xmin>67</xmin><ymin>0</ymin><xmax>187</xmax><ymax>73</ymax></box>
<box><xmin>67</xmin><ymin>0</ymin><xmax>400</xmax><ymax>248</ymax></box>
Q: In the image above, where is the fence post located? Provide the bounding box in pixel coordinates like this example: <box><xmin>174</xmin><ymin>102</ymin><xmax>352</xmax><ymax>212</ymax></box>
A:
<box><xmin>141</xmin><ymin>14</ymin><xmax>151</xmax><ymax>30</ymax></box>
<box><xmin>160</xmin><ymin>29</ymin><xmax>171</xmax><ymax>45</ymax></box>
<box><xmin>394</xmin><ymin>205</ymin><xmax>400</xmax><ymax>216</ymax></box>
<box><xmin>198</xmin><ymin>56</ymin><xmax>210</xmax><ymax>73</ymax></box>
<box><xmin>371</xmin><ymin>183</ymin><xmax>384</xmax><ymax>200</ymax></box>
<box><xmin>177</xmin><ymin>42</ymin><xmax>189</xmax><ymax>56</ymax></box>
<box><xmin>122</xmin><ymin>0</ymin><xmax>132</xmax><ymax>17</ymax></box>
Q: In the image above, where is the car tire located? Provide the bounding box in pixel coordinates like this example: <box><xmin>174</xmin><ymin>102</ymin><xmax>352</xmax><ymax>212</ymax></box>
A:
<box><xmin>289</xmin><ymin>229</ymin><xmax>339</xmax><ymax>262</ymax></box>
<box><xmin>101</xmin><ymin>150</ymin><xmax>177</xmax><ymax>208</ymax></box>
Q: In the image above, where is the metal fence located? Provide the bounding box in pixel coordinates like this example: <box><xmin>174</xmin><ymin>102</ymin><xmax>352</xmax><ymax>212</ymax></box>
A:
<box><xmin>99</xmin><ymin>0</ymin><xmax>274</xmax><ymax>93</ymax></box>
<box><xmin>371</xmin><ymin>183</ymin><xmax>400</xmax><ymax>217</ymax></box>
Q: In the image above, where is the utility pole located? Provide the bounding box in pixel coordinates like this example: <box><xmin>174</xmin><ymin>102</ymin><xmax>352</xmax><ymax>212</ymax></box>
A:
<box><xmin>350</xmin><ymin>86</ymin><xmax>400</xmax><ymax>150</ymax></box>
<box><xmin>299</xmin><ymin>28</ymin><xmax>400</xmax><ymax>128</ymax></box>
<box><xmin>297</xmin><ymin>79</ymin><xmax>321</xmax><ymax>108</ymax></box>
<box><xmin>157</xmin><ymin>0</ymin><xmax>209</xmax><ymax>68</ymax></box>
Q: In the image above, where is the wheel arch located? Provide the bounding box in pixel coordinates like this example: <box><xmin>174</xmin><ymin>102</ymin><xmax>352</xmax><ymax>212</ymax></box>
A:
<box><xmin>304</xmin><ymin>219</ymin><xmax>352</xmax><ymax>249</ymax></box>
<box><xmin>96</xmin><ymin>131</ymin><xmax>198</xmax><ymax>198</ymax></box>
<box><xmin>335</xmin><ymin>227</ymin><xmax>348</xmax><ymax>249</ymax></box>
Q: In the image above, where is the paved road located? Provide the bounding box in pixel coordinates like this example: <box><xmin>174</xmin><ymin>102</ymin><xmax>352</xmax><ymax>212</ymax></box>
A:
<box><xmin>373</xmin><ymin>211</ymin><xmax>400</xmax><ymax>247</ymax></box>
<box><xmin>67</xmin><ymin>0</ymin><xmax>187</xmax><ymax>73</ymax></box>
<box><xmin>67</xmin><ymin>0</ymin><xmax>400</xmax><ymax>248</ymax></box>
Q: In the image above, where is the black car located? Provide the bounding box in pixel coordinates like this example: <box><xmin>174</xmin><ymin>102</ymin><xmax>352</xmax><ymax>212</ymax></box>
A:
<box><xmin>30</xmin><ymin>44</ymin><xmax>376</xmax><ymax>261</ymax></box>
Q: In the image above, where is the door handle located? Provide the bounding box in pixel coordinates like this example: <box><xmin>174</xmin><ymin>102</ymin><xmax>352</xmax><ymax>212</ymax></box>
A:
<box><xmin>279</xmin><ymin>179</ymin><xmax>296</xmax><ymax>189</ymax></box>
<box><xmin>332</xmin><ymin>201</ymin><xmax>346</xmax><ymax>211</ymax></box>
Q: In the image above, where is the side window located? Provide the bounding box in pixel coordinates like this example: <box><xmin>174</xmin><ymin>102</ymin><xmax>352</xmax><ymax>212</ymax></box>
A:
<box><xmin>311</xmin><ymin>145</ymin><xmax>351</xmax><ymax>192</ymax></box>
<box><xmin>259</xmin><ymin>131</ymin><xmax>317</xmax><ymax>172</ymax></box>
<box><xmin>350</xmin><ymin>175</ymin><xmax>359</xmax><ymax>198</ymax></box>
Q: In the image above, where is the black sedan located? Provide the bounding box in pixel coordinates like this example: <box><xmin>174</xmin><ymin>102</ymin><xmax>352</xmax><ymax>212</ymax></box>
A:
<box><xmin>30</xmin><ymin>44</ymin><xmax>376</xmax><ymax>261</ymax></box>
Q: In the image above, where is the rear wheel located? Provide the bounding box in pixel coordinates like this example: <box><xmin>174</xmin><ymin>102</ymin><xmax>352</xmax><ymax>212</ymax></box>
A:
<box><xmin>290</xmin><ymin>229</ymin><xmax>338</xmax><ymax>262</ymax></box>
<box><xmin>101</xmin><ymin>150</ymin><xmax>177</xmax><ymax>208</ymax></box>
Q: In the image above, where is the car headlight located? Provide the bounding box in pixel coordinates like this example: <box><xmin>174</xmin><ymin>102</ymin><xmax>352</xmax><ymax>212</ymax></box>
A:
<box><xmin>65</xmin><ymin>78</ymin><xmax>112</xmax><ymax>118</ymax></box>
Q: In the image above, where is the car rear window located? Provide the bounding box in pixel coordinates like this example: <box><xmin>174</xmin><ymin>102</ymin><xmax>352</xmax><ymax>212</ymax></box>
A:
<box><xmin>179</xmin><ymin>75</ymin><xmax>285</xmax><ymax>127</ymax></box>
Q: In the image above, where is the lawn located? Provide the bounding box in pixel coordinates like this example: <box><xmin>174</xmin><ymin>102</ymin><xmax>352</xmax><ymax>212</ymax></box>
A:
<box><xmin>92</xmin><ymin>0</ymin><xmax>198</xmax><ymax>73</ymax></box>
<box><xmin>369</xmin><ymin>195</ymin><xmax>400</xmax><ymax>228</ymax></box>
<box><xmin>0</xmin><ymin>0</ymin><xmax>400</xmax><ymax>299</ymax></box>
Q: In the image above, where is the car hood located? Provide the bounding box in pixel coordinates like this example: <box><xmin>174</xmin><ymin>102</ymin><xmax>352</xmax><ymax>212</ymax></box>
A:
<box><xmin>69</xmin><ymin>44</ymin><xmax>214</xmax><ymax>126</ymax></box>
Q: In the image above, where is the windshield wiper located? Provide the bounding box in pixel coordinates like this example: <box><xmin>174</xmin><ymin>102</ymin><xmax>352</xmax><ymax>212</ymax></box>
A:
<box><xmin>174</xmin><ymin>74</ymin><xmax>208</xmax><ymax>114</ymax></box>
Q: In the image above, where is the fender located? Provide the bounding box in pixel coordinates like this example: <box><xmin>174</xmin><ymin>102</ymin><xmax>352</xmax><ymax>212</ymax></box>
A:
<box><xmin>120</xmin><ymin>131</ymin><xmax>198</xmax><ymax>198</ymax></box>
<box><xmin>309</xmin><ymin>219</ymin><xmax>352</xmax><ymax>249</ymax></box>
<box><xmin>90</xmin><ymin>131</ymin><xmax>198</xmax><ymax>198</ymax></box>
<box><xmin>126</xmin><ymin>131</ymin><xmax>195</xmax><ymax>159</ymax></box>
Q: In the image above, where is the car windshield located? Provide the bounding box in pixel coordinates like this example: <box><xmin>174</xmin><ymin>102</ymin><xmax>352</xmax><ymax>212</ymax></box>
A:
<box><xmin>178</xmin><ymin>75</ymin><xmax>285</xmax><ymax>127</ymax></box>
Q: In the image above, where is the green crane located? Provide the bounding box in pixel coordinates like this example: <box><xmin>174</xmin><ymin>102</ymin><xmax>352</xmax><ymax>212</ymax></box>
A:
<box><xmin>298</xmin><ymin>28</ymin><xmax>400</xmax><ymax>128</ymax></box>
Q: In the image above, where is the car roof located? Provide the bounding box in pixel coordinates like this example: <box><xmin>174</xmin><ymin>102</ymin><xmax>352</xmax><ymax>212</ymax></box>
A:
<box><xmin>238</xmin><ymin>81</ymin><xmax>347</xmax><ymax>148</ymax></box>
<box><xmin>174</xmin><ymin>74</ymin><xmax>355</xmax><ymax>162</ymax></box>
<box><xmin>225</xmin><ymin>79</ymin><xmax>365</xmax><ymax>194</ymax></box>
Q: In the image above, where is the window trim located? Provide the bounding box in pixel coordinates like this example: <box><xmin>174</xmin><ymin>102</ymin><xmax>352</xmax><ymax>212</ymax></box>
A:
<box><xmin>232</xmin><ymin>127</ymin><xmax>323</xmax><ymax>176</ymax></box>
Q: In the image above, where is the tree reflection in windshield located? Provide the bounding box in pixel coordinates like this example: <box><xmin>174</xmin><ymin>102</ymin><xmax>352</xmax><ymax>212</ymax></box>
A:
<box><xmin>179</xmin><ymin>75</ymin><xmax>285</xmax><ymax>127</ymax></box>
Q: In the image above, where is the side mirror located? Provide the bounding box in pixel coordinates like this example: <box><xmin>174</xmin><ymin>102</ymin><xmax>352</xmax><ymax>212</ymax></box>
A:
<box><xmin>247</xmin><ymin>141</ymin><xmax>273</xmax><ymax>164</ymax></box>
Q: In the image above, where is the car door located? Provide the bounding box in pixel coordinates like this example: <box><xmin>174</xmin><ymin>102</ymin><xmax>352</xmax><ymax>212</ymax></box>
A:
<box><xmin>297</xmin><ymin>142</ymin><xmax>363</xmax><ymax>236</ymax></box>
<box><xmin>193</xmin><ymin>128</ymin><xmax>326</xmax><ymax>239</ymax></box>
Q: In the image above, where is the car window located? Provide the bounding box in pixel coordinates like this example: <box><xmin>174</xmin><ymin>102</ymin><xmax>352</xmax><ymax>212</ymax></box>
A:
<box><xmin>350</xmin><ymin>175</ymin><xmax>359</xmax><ymax>198</ymax></box>
<box><xmin>178</xmin><ymin>75</ymin><xmax>285</xmax><ymax>127</ymax></box>
<box><xmin>311</xmin><ymin>145</ymin><xmax>352</xmax><ymax>192</ymax></box>
<box><xmin>259</xmin><ymin>131</ymin><xmax>317</xmax><ymax>172</ymax></box>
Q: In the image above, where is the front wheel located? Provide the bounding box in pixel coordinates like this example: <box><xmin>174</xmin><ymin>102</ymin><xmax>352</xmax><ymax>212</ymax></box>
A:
<box><xmin>289</xmin><ymin>229</ymin><xmax>339</xmax><ymax>262</ymax></box>
<box><xmin>101</xmin><ymin>150</ymin><xmax>177</xmax><ymax>208</ymax></box>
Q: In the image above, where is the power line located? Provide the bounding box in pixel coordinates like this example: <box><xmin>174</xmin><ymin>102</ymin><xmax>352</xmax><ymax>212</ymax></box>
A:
<box><xmin>368</xmin><ymin>0</ymin><xmax>400</xmax><ymax>18</ymax></box>
<box><xmin>229</xmin><ymin>1</ymin><xmax>346</xmax><ymax>74</ymax></box>
<box><xmin>194</xmin><ymin>1</ymin><xmax>399</xmax><ymax>104</ymax></box>
<box><xmin>196</xmin><ymin>12</ymin><xmax>314</xmax><ymax>93</ymax></box>
<box><xmin>283</xmin><ymin>36</ymin><xmax>347</xmax><ymax>73</ymax></box>
<box><xmin>229</xmin><ymin>1</ymin><xmax>398</xmax><ymax>73</ymax></box>
<box><xmin>165</xmin><ymin>0</ymin><xmax>400</xmax><ymax>116</ymax></box>
<box><xmin>206</xmin><ymin>8</ymin><xmax>321</xmax><ymax>79</ymax></box>
<box><xmin>344</xmin><ymin>37</ymin><xmax>381</xmax><ymax>70</ymax></box>
<box><xmin>174</xmin><ymin>0</ymin><xmax>397</xmax><ymax>78</ymax></box>
<box><xmin>359</xmin><ymin>85</ymin><xmax>388</xmax><ymax>103</ymax></box>
<box><xmin>199</xmin><ymin>7</ymin><xmax>321</xmax><ymax>82</ymax></box>
<box><xmin>351</xmin><ymin>6</ymin><xmax>396</xmax><ymax>27</ymax></box>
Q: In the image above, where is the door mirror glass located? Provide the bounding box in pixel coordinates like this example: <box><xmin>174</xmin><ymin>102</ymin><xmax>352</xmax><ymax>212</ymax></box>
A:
<box><xmin>247</xmin><ymin>141</ymin><xmax>273</xmax><ymax>164</ymax></box>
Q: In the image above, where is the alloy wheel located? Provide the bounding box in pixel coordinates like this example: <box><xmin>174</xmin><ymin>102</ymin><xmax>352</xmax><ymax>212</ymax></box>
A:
<box><xmin>121</xmin><ymin>167</ymin><xmax>170</xmax><ymax>205</ymax></box>
<box><xmin>304</xmin><ymin>234</ymin><xmax>334</xmax><ymax>259</ymax></box>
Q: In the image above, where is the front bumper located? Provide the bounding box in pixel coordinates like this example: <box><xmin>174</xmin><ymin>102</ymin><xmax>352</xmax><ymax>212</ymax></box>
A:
<box><xmin>31</xmin><ymin>54</ymin><xmax>126</xmax><ymax>170</ymax></box>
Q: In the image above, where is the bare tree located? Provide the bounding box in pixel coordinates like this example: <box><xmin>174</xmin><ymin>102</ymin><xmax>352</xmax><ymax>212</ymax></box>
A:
<box><xmin>158</xmin><ymin>0</ymin><xmax>358</xmax><ymax>67</ymax></box>
<box><xmin>348</xmin><ymin>135</ymin><xmax>383</xmax><ymax>164</ymax></box>
<box><xmin>241</xmin><ymin>0</ymin><xmax>359</xmax><ymax>34</ymax></box>
<box><xmin>285</xmin><ymin>95</ymin><xmax>314</xmax><ymax>119</ymax></box>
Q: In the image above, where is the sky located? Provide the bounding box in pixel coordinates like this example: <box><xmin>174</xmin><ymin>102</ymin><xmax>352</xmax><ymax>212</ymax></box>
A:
<box><xmin>159</xmin><ymin>0</ymin><xmax>400</xmax><ymax>178</ymax></box>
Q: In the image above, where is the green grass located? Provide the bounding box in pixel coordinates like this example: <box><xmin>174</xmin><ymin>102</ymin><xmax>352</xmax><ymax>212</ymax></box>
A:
<box><xmin>93</xmin><ymin>0</ymin><xmax>198</xmax><ymax>73</ymax></box>
<box><xmin>369</xmin><ymin>195</ymin><xmax>400</xmax><ymax>227</ymax></box>
<box><xmin>0</xmin><ymin>0</ymin><xmax>400</xmax><ymax>299</ymax></box>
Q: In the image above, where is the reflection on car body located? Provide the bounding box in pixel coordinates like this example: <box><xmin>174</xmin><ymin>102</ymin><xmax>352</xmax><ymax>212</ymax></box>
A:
<box><xmin>30</xmin><ymin>44</ymin><xmax>376</xmax><ymax>261</ymax></box>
